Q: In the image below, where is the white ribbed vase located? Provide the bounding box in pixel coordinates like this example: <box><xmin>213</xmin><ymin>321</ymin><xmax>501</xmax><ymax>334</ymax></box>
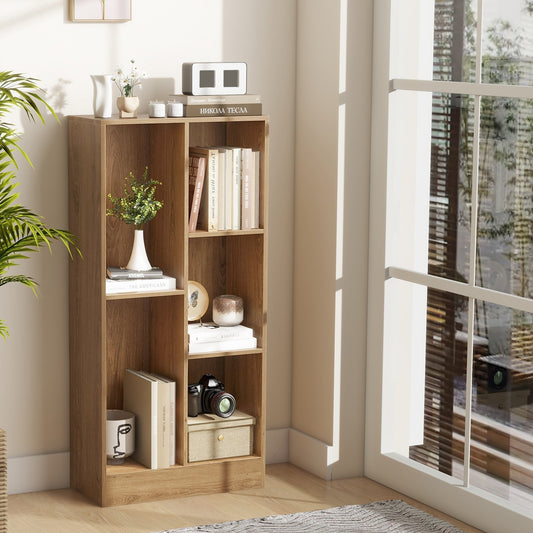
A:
<box><xmin>126</xmin><ymin>229</ymin><xmax>152</xmax><ymax>271</ymax></box>
<box><xmin>91</xmin><ymin>74</ymin><xmax>113</xmax><ymax>118</ymax></box>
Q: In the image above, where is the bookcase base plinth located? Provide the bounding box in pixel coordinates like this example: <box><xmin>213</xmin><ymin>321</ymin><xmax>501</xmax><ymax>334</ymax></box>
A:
<box><xmin>101</xmin><ymin>456</ymin><xmax>264</xmax><ymax>506</ymax></box>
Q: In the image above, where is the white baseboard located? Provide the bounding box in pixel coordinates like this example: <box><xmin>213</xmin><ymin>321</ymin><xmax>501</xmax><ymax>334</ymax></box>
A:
<box><xmin>266</xmin><ymin>428</ymin><xmax>289</xmax><ymax>464</ymax></box>
<box><xmin>7</xmin><ymin>452</ymin><xmax>69</xmax><ymax>495</ymax></box>
<box><xmin>8</xmin><ymin>428</ymin><xmax>291</xmax><ymax>495</ymax></box>
<box><xmin>289</xmin><ymin>428</ymin><xmax>333</xmax><ymax>480</ymax></box>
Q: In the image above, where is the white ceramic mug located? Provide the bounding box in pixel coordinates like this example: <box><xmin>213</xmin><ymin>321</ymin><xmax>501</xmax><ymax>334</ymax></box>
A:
<box><xmin>106</xmin><ymin>409</ymin><xmax>135</xmax><ymax>465</ymax></box>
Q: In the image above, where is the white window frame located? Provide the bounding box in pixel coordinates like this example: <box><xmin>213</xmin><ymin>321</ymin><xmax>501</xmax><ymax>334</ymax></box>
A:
<box><xmin>366</xmin><ymin>1</ymin><xmax>533</xmax><ymax>529</ymax></box>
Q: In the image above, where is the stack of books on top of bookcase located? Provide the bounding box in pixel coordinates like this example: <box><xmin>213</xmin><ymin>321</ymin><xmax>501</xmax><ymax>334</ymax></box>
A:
<box><xmin>168</xmin><ymin>94</ymin><xmax>262</xmax><ymax>118</ymax></box>
<box><xmin>105</xmin><ymin>267</ymin><xmax>176</xmax><ymax>294</ymax></box>
<box><xmin>189</xmin><ymin>146</ymin><xmax>260</xmax><ymax>232</ymax></box>
<box><xmin>188</xmin><ymin>323</ymin><xmax>257</xmax><ymax>354</ymax></box>
<box><xmin>123</xmin><ymin>369</ymin><xmax>176</xmax><ymax>469</ymax></box>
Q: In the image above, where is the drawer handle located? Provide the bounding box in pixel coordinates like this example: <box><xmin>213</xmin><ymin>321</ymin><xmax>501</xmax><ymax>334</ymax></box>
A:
<box><xmin>217</xmin><ymin>434</ymin><xmax>224</xmax><ymax>442</ymax></box>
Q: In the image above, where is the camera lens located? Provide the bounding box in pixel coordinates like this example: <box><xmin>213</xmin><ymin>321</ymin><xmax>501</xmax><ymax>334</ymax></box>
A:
<box><xmin>204</xmin><ymin>389</ymin><xmax>236</xmax><ymax>418</ymax></box>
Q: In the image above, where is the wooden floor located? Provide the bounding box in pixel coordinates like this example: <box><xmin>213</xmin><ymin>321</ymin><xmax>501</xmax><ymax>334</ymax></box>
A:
<box><xmin>7</xmin><ymin>463</ymin><xmax>482</xmax><ymax>533</ymax></box>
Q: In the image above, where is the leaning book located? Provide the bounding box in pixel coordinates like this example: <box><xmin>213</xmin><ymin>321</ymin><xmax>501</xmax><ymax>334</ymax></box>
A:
<box><xmin>105</xmin><ymin>276</ymin><xmax>176</xmax><ymax>294</ymax></box>
<box><xmin>123</xmin><ymin>369</ymin><xmax>158</xmax><ymax>469</ymax></box>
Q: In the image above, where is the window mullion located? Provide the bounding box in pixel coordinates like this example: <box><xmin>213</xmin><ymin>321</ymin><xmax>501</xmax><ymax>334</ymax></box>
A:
<box><xmin>464</xmin><ymin>0</ymin><xmax>484</xmax><ymax>489</ymax></box>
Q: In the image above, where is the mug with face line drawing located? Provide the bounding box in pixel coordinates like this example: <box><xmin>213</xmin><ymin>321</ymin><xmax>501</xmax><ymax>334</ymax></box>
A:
<box><xmin>106</xmin><ymin>409</ymin><xmax>135</xmax><ymax>465</ymax></box>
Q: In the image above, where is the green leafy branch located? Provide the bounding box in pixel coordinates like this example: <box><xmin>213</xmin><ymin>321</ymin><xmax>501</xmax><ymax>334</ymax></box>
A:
<box><xmin>106</xmin><ymin>167</ymin><xmax>163</xmax><ymax>228</ymax></box>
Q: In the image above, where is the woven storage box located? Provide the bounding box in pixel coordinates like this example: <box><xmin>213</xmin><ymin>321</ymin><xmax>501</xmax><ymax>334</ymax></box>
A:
<box><xmin>188</xmin><ymin>410</ymin><xmax>255</xmax><ymax>463</ymax></box>
<box><xmin>0</xmin><ymin>429</ymin><xmax>6</xmax><ymax>533</ymax></box>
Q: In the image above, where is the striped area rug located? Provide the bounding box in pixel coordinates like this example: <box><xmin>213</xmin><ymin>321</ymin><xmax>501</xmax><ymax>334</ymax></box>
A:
<box><xmin>157</xmin><ymin>500</ymin><xmax>464</xmax><ymax>533</ymax></box>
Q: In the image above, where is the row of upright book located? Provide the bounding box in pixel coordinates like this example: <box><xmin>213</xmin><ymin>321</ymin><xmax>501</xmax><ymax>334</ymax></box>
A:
<box><xmin>189</xmin><ymin>145</ymin><xmax>260</xmax><ymax>232</ymax></box>
<box><xmin>123</xmin><ymin>369</ymin><xmax>175</xmax><ymax>469</ymax></box>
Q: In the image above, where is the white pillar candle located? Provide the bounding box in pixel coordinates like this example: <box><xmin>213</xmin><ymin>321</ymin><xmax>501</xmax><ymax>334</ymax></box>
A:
<box><xmin>166</xmin><ymin>101</ymin><xmax>184</xmax><ymax>117</ymax></box>
<box><xmin>149</xmin><ymin>101</ymin><xmax>166</xmax><ymax>118</ymax></box>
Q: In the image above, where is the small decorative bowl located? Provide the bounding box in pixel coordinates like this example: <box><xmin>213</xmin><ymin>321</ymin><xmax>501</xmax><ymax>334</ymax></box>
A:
<box><xmin>213</xmin><ymin>295</ymin><xmax>244</xmax><ymax>326</ymax></box>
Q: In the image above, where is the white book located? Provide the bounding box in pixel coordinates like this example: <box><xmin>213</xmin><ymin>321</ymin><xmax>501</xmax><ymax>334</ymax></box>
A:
<box><xmin>123</xmin><ymin>369</ymin><xmax>158</xmax><ymax>469</ymax></box>
<box><xmin>207</xmin><ymin>150</ymin><xmax>219</xmax><ymax>230</ymax></box>
<box><xmin>140</xmin><ymin>371</ymin><xmax>176</xmax><ymax>467</ymax></box>
<box><xmin>241</xmin><ymin>148</ymin><xmax>253</xmax><ymax>230</ymax></box>
<box><xmin>188</xmin><ymin>336</ymin><xmax>257</xmax><ymax>355</ymax></box>
<box><xmin>105</xmin><ymin>276</ymin><xmax>176</xmax><ymax>294</ymax></box>
<box><xmin>217</xmin><ymin>148</ymin><xmax>226</xmax><ymax>230</ymax></box>
<box><xmin>231</xmin><ymin>147</ymin><xmax>242</xmax><ymax>230</ymax></box>
<box><xmin>252</xmin><ymin>151</ymin><xmax>260</xmax><ymax>228</ymax></box>
<box><xmin>152</xmin><ymin>374</ymin><xmax>176</xmax><ymax>466</ymax></box>
<box><xmin>188</xmin><ymin>323</ymin><xmax>254</xmax><ymax>343</ymax></box>
<box><xmin>223</xmin><ymin>148</ymin><xmax>234</xmax><ymax>230</ymax></box>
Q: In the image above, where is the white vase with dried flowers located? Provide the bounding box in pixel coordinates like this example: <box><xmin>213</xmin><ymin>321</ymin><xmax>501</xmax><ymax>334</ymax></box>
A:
<box><xmin>112</xmin><ymin>59</ymin><xmax>147</xmax><ymax>118</ymax></box>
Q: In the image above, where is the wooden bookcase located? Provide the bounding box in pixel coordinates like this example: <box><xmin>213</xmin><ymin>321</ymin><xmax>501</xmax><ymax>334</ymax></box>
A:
<box><xmin>68</xmin><ymin>115</ymin><xmax>268</xmax><ymax>506</ymax></box>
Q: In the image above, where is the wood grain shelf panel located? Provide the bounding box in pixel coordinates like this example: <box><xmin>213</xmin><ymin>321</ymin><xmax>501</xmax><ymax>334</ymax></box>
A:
<box><xmin>106</xmin><ymin>289</ymin><xmax>185</xmax><ymax>301</ymax></box>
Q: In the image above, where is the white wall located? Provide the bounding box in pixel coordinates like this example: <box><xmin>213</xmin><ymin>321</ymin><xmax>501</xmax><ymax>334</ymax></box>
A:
<box><xmin>0</xmin><ymin>0</ymin><xmax>296</xmax><ymax>492</ymax></box>
<box><xmin>291</xmin><ymin>0</ymin><xmax>373</xmax><ymax>479</ymax></box>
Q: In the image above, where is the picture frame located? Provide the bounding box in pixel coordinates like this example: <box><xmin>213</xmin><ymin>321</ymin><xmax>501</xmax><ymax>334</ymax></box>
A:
<box><xmin>69</xmin><ymin>0</ymin><xmax>132</xmax><ymax>22</ymax></box>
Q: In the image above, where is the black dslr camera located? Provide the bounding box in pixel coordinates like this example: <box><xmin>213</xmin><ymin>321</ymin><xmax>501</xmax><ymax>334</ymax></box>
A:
<box><xmin>188</xmin><ymin>374</ymin><xmax>236</xmax><ymax>418</ymax></box>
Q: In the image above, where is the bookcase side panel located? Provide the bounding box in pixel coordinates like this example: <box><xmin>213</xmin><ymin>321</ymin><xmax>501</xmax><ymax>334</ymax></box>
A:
<box><xmin>150</xmin><ymin>296</ymin><xmax>186</xmax><ymax>465</ymax></box>
<box><xmin>188</xmin><ymin>239</ymin><xmax>226</xmax><ymax>323</ymax></box>
<box><xmin>149</xmin><ymin>124</ymin><xmax>187</xmax><ymax>287</ymax></box>
<box><xmin>105</xmin><ymin>125</ymin><xmax>152</xmax><ymax>269</ymax></box>
<box><xmin>68</xmin><ymin>117</ymin><xmax>106</xmax><ymax>504</ymax></box>
<box><xmin>106</xmin><ymin>299</ymin><xmax>151</xmax><ymax>409</ymax></box>
<box><xmin>226</xmin><ymin>235</ymin><xmax>264</xmax><ymax>343</ymax></box>
<box><xmin>224</xmin><ymin>354</ymin><xmax>264</xmax><ymax>457</ymax></box>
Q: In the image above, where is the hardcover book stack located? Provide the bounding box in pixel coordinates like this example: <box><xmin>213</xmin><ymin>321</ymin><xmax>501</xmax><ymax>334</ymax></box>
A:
<box><xmin>105</xmin><ymin>266</ymin><xmax>176</xmax><ymax>294</ymax></box>
<box><xmin>168</xmin><ymin>93</ymin><xmax>262</xmax><ymax>118</ymax></box>
<box><xmin>188</xmin><ymin>323</ymin><xmax>257</xmax><ymax>354</ymax></box>
<box><xmin>188</xmin><ymin>146</ymin><xmax>260</xmax><ymax>232</ymax></box>
<box><xmin>123</xmin><ymin>369</ymin><xmax>176</xmax><ymax>469</ymax></box>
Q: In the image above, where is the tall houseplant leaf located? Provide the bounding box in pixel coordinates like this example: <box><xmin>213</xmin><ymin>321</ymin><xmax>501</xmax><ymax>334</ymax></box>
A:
<box><xmin>0</xmin><ymin>72</ymin><xmax>79</xmax><ymax>339</ymax></box>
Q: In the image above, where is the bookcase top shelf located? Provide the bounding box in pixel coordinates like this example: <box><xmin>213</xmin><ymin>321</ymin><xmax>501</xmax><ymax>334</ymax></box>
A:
<box><xmin>70</xmin><ymin>115</ymin><xmax>269</xmax><ymax>125</ymax></box>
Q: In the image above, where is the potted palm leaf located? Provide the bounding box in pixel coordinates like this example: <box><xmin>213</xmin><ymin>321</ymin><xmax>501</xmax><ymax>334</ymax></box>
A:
<box><xmin>0</xmin><ymin>71</ymin><xmax>78</xmax><ymax>339</ymax></box>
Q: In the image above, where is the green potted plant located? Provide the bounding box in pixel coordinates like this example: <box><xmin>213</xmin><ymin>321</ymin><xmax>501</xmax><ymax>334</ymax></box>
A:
<box><xmin>0</xmin><ymin>71</ymin><xmax>78</xmax><ymax>340</ymax></box>
<box><xmin>106</xmin><ymin>166</ymin><xmax>163</xmax><ymax>271</ymax></box>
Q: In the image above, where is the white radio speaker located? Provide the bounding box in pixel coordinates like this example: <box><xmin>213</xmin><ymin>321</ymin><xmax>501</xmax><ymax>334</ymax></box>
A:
<box><xmin>182</xmin><ymin>62</ymin><xmax>247</xmax><ymax>95</ymax></box>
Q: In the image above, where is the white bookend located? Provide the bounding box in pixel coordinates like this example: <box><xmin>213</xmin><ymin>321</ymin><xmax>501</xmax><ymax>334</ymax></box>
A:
<box><xmin>123</xmin><ymin>369</ymin><xmax>158</xmax><ymax>469</ymax></box>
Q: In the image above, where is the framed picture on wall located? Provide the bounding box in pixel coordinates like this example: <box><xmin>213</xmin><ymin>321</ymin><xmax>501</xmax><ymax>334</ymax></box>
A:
<box><xmin>69</xmin><ymin>0</ymin><xmax>132</xmax><ymax>22</ymax></box>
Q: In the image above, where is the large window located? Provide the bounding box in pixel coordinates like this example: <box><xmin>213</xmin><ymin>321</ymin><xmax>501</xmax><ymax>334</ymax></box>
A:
<box><xmin>383</xmin><ymin>0</ymin><xmax>533</xmax><ymax>512</ymax></box>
